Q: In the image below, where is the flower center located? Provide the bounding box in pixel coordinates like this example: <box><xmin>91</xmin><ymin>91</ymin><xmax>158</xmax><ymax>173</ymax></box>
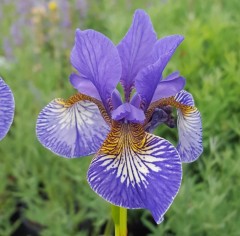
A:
<box><xmin>99</xmin><ymin>121</ymin><xmax>146</xmax><ymax>155</ymax></box>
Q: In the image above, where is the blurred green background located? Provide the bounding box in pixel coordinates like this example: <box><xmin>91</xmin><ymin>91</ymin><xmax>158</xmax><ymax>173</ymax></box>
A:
<box><xmin>0</xmin><ymin>0</ymin><xmax>240</xmax><ymax>235</ymax></box>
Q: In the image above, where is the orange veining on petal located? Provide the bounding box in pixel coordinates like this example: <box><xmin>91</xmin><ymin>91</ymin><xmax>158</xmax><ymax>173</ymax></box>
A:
<box><xmin>99</xmin><ymin>121</ymin><xmax>146</xmax><ymax>155</ymax></box>
<box><xmin>56</xmin><ymin>93</ymin><xmax>111</xmax><ymax>125</ymax></box>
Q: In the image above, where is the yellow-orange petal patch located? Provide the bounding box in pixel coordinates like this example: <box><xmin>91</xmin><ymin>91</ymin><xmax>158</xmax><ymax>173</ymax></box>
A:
<box><xmin>99</xmin><ymin>121</ymin><xmax>146</xmax><ymax>155</ymax></box>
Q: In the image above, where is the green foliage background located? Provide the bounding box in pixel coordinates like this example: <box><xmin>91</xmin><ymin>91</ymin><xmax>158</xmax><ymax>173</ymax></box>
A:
<box><xmin>0</xmin><ymin>0</ymin><xmax>240</xmax><ymax>235</ymax></box>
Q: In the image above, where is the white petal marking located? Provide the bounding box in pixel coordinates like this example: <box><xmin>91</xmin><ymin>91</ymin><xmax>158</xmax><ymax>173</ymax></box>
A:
<box><xmin>88</xmin><ymin>131</ymin><xmax>182</xmax><ymax>224</ymax></box>
<box><xmin>36</xmin><ymin>98</ymin><xmax>110</xmax><ymax>158</ymax></box>
<box><xmin>175</xmin><ymin>90</ymin><xmax>203</xmax><ymax>162</ymax></box>
<box><xmin>0</xmin><ymin>78</ymin><xmax>15</xmax><ymax>140</ymax></box>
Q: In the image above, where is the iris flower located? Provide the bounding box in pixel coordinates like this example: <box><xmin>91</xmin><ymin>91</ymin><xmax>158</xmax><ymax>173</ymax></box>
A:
<box><xmin>0</xmin><ymin>77</ymin><xmax>14</xmax><ymax>141</ymax></box>
<box><xmin>36</xmin><ymin>10</ymin><xmax>202</xmax><ymax>223</ymax></box>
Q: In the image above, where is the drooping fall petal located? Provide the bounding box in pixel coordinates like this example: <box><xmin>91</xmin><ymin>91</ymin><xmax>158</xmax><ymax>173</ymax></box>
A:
<box><xmin>174</xmin><ymin>90</ymin><xmax>203</xmax><ymax>162</ymax></box>
<box><xmin>36</xmin><ymin>94</ymin><xmax>110</xmax><ymax>158</ymax></box>
<box><xmin>88</xmin><ymin>122</ymin><xmax>182</xmax><ymax>223</ymax></box>
<box><xmin>0</xmin><ymin>78</ymin><xmax>15</xmax><ymax>141</ymax></box>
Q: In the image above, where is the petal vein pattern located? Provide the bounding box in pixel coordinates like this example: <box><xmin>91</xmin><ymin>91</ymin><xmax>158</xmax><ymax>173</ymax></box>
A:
<box><xmin>36</xmin><ymin>95</ymin><xmax>110</xmax><ymax>158</ymax></box>
<box><xmin>88</xmin><ymin>122</ymin><xmax>182</xmax><ymax>223</ymax></box>
<box><xmin>0</xmin><ymin>78</ymin><xmax>15</xmax><ymax>141</ymax></box>
<box><xmin>174</xmin><ymin>91</ymin><xmax>203</xmax><ymax>162</ymax></box>
<box><xmin>71</xmin><ymin>29</ymin><xmax>122</xmax><ymax>110</ymax></box>
<box><xmin>117</xmin><ymin>10</ymin><xmax>157</xmax><ymax>100</ymax></box>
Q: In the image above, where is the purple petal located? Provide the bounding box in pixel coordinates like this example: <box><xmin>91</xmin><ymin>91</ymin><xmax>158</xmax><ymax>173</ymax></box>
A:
<box><xmin>111</xmin><ymin>103</ymin><xmax>145</xmax><ymax>123</ymax></box>
<box><xmin>69</xmin><ymin>73</ymin><xmax>101</xmax><ymax>100</ymax></box>
<box><xmin>36</xmin><ymin>97</ymin><xmax>110</xmax><ymax>158</ymax></box>
<box><xmin>151</xmin><ymin>75</ymin><xmax>186</xmax><ymax>102</ymax></box>
<box><xmin>111</xmin><ymin>89</ymin><xmax>123</xmax><ymax>110</ymax></box>
<box><xmin>175</xmin><ymin>89</ymin><xmax>194</xmax><ymax>106</ymax></box>
<box><xmin>174</xmin><ymin>90</ymin><xmax>203</xmax><ymax>162</ymax></box>
<box><xmin>130</xmin><ymin>93</ymin><xmax>141</xmax><ymax>108</ymax></box>
<box><xmin>117</xmin><ymin>10</ymin><xmax>157</xmax><ymax>101</ymax></box>
<box><xmin>152</xmin><ymin>35</ymin><xmax>184</xmax><ymax>68</ymax></box>
<box><xmin>135</xmin><ymin>59</ymin><xmax>165</xmax><ymax>110</ymax></box>
<box><xmin>164</xmin><ymin>71</ymin><xmax>180</xmax><ymax>81</ymax></box>
<box><xmin>0</xmin><ymin>78</ymin><xmax>15</xmax><ymax>140</ymax></box>
<box><xmin>71</xmin><ymin>29</ymin><xmax>122</xmax><ymax>110</ymax></box>
<box><xmin>88</xmin><ymin>132</ymin><xmax>182</xmax><ymax>224</ymax></box>
<box><xmin>135</xmin><ymin>35</ymin><xmax>184</xmax><ymax>110</ymax></box>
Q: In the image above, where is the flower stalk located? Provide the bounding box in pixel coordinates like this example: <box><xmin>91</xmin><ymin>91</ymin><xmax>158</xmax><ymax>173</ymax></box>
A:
<box><xmin>111</xmin><ymin>204</ymin><xmax>127</xmax><ymax>236</ymax></box>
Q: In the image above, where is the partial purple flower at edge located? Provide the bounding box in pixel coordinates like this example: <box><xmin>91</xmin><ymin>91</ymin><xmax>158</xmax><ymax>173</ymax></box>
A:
<box><xmin>0</xmin><ymin>78</ymin><xmax>15</xmax><ymax>140</ymax></box>
<box><xmin>36</xmin><ymin>9</ymin><xmax>203</xmax><ymax>224</ymax></box>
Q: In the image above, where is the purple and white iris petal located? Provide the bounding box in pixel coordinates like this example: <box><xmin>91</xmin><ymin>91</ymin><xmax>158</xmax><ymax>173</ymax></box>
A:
<box><xmin>175</xmin><ymin>90</ymin><xmax>203</xmax><ymax>162</ymax></box>
<box><xmin>69</xmin><ymin>73</ymin><xmax>101</xmax><ymax>101</ymax></box>
<box><xmin>111</xmin><ymin>103</ymin><xmax>145</xmax><ymax>123</ymax></box>
<box><xmin>151</xmin><ymin>76</ymin><xmax>186</xmax><ymax>103</ymax></box>
<box><xmin>70</xmin><ymin>29</ymin><xmax>122</xmax><ymax>110</ymax></box>
<box><xmin>88</xmin><ymin>133</ymin><xmax>182</xmax><ymax>224</ymax></box>
<box><xmin>36</xmin><ymin>98</ymin><xmax>110</xmax><ymax>158</ymax></box>
<box><xmin>0</xmin><ymin>78</ymin><xmax>15</xmax><ymax>140</ymax></box>
<box><xmin>117</xmin><ymin>10</ymin><xmax>157</xmax><ymax>100</ymax></box>
<box><xmin>152</xmin><ymin>35</ymin><xmax>184</xmax><ymax>69</ymax></box>
<box><xmin>175</xmin><ymin>89</ymin><xmax>194</xmax><ymax>106</ymax></box>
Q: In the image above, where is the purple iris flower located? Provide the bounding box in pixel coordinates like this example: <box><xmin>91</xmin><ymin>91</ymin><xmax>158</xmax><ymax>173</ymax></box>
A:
<box><xmin>36</xmin><ymin>10</ymin><xmax>203</xmax><ymax>223</ymax></box>
<box><xmin>0</xmin><ymin>78</ymin><xmax>15</xmax><ymax>140</ymax></box>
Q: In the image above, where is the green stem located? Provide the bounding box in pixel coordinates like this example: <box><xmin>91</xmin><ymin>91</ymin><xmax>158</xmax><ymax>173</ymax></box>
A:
<box><xmin>111</xmin><ymin>204</ymin><xmax>127</xmax><ymax>236</ymax></box>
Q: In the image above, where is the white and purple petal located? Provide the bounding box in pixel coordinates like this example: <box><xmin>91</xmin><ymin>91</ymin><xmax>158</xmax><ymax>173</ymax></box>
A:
<box><xmin>36</xmin><ymin>97</ymin><xmax>110</xmax><ymax>158</ymax></box>
<box><xmin>0</xmin><ymin>78</ymin><xmax>15</xmax><ymax>141</ymax></box>
<box><xmin>71</xmin><ymin>29</ymin><xmax>122</xmax><ymax>111</ymax></box>
<box><xmin>117</xmin><ymin>9</ymin><xmax>157</xmax><ymax>100</ymax></box>
<box><xmin>175</xmin><ymin>90</ymin><xmax>203</xmax><ymax>162</ymax></box>
<box><xmin>88</xmin><ymin>131</ymin><xmax>182</xmax><ymax>224</ymax></box>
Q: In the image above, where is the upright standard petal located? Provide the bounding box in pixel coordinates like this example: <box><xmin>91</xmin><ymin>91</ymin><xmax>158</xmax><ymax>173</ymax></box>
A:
<box><xmin>152</xmin><ymin>35</ymin><xmax>184</xmax><ymax>69</ymax></box>
<box><xmin>135</xmin><ymin>59</ymin><xmax>165</xmax><ymax>111</ymax></box>
<box><xmin>36</xmin><ymin>94</ymin><xmax>110</xmax><ymax>158</ymax></box>
<box><xmin>174</xmin><ymin>90</ymin><xmax>203</xmax><ymax>162</ymax></box>
<box><xmin>117</xmin><ymin>10</ymin><xmax>157</xmax><ymax>101</ymax></box>
<box><xmin>0</xmin><ymin>78</ymin><xmax>14</xmax><ymax>141</ymax></box>
<box><xmin>71</xmin><ymin>29</ymin><xmax>122</xmax><ymax>110</ymax></box>
<box><xmin>88</xmin><ymin>122</ymin><xmax>182</xmax><ymax>224</ymax></box>
<box><xmin>135</xmin><ymin>36</ymin><xmax>184</xmax><ymax>110</ymax></box>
